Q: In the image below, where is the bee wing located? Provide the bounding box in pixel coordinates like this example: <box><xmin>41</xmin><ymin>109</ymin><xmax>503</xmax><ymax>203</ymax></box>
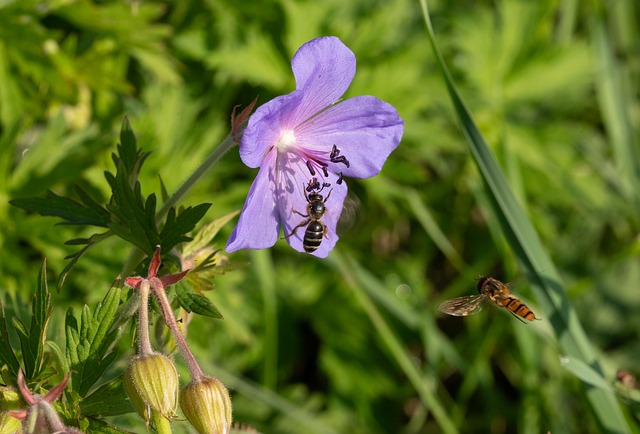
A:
<box><xmin>438</xmin><ymin>295</ymin><xmax>485</xmax><ymax>317</ymax></box>
<box><xmin>337</xmin><ymin>193</ymin><xmax>360</xmax><ymax>233</ymax></box>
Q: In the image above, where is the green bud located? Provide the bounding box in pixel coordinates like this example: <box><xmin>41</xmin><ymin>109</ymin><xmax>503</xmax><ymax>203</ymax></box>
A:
<box><xmin>180</xmin><ymin>376</ymin><xmax>232</xmax><ymax>434</ymax></box>
<box><xmin>125</xmin><ymin>353</ymin><xmax>179</xmax><ymax>420</ymax></box>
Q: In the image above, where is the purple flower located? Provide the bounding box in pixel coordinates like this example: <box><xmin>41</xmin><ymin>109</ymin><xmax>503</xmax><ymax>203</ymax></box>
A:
<box><xmin>226</xmin><ymin>36</ymin><xmax>403</xmax><ymax>257</ymax></box>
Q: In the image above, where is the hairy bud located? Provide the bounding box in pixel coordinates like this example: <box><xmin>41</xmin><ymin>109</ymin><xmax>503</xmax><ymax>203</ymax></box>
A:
<box><xmin>180</xmin><ymin>376</ymin><xmax>232</xmax><ymax>434</ymax></box>
<box><xmin>125</xmin><ymin>353</ymin><xmax>179</xmax><ymax>420</ymax></box>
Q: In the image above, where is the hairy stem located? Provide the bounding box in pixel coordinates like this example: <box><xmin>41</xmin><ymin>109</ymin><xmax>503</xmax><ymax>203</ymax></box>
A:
<box><xmin>151</xmin><ymin>279</ymin><xmax>205</xmax><ymax>381</ymax></box>
<box><xmin>137</xmin><ymin>280</ymin><xmax>154</xmax><ymax>356</ymax></box>
<box><xmin>156</xmin><ymin>133</ymin><xmax>237</xmax><ymax>222</ymax></box>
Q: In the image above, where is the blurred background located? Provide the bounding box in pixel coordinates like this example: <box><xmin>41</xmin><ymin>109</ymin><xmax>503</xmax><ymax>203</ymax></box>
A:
<box><xmin>1</xmin><ymin>0</ymin><xmax>639</xmax><ymax>432</ymax></box>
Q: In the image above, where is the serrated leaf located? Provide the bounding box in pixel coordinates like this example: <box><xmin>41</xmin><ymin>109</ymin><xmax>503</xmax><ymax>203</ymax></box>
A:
<box><xmin>65</xmin><ymin>287</ymin><xmax>122</xmax><ymax>397</ymax></box>
<box><xmin>182</xmin><ymin>210</ymin><xmax>240</xmax><ymax>257</ymax></box>
<box><xmin>58</xmin><ymin>231</ymin><xmax>113</xmax><ymax>291</ymax></box>
<box><xmin>80</xmin><ymin>377</ymin><xmax>134</xmax><ymax>417</ymax></box>
<box><xmin>10</xmin><ymin>189</ymin><xmax>110</xmax><ymax>226</ymax></box>
<box><xmin>188</xmin><ymin>261</ymin><xmax>250</xmax><ymax>292</ymax></box>
<box><xmin>106</xmin><ymin>168</ymin><xmax>159</xmax><ymax>255</ymax></box>
<box><xmin>174</xmin><ymin>281</ymin><xmax>223</xmax><ymax>319</ymax></box>
<box><xmin>112</xmin><ymin>117</ymin><xmax>150</xmax><ymax>183</ymax></box>
<box><xmin>159</xmin><ymin>203</ymin><xmax>212</xmax><ymax>252</ymax></box>
<box><xmin>0</xmin><ymin>301</ymin><xmax>21</xmax><ymax>373</ymax></box>
<box><xmin>65</xmin><ymin>308</ymin><xmax>81</xmax><ymax>366</ymax></box>
<box><xmin>15</xmin><ymin>260</ymin><xmax>51</xmax><ymax>379</ymax></box>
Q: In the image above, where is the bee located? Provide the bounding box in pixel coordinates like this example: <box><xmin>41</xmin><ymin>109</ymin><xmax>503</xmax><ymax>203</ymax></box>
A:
<box><xmin>438</xmin><ymin>276</ymin><xmax>539</xmax><ymax>322</ymax></box>
<box><xmin>286</xmin><ymin>178</ymin><xmax>332</xmax><ymax>253</ymax></box>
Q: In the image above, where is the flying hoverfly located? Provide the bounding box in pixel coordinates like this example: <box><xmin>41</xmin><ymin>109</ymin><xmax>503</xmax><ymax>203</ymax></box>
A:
<box><xmin>438</xmin><ymin>276</ymin><xmax>539</xmax><ymax>322</ymax></box>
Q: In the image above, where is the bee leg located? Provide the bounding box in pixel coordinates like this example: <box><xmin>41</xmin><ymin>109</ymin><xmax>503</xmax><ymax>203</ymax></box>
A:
<box><xmin>323</xmin><ymin>189</ymin><xmax>332</xmax><ymax>203</ymax></box>
<box><xmin>322</xmin><ymin>223</ymin><xmax>329</xmax><ymax>239</ymax></box>
<box><xmin>283</xmin><ymin>219</ymin><xmax>310</xmax><ymax>239</ymax></box>
<box><xmin>292</xmin><ymin>209</ymin><xmax>308</xmax><ymax>218</ymax></box>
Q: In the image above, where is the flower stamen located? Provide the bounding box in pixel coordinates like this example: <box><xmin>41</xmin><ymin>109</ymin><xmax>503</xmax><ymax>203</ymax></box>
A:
<box><xmin>330</xmin><ymin>144</ymin><xmax>350</xmax><ymax>168</ymax></box>
<box><xmin>306</xmin><ymin>177</ymin><xmax>331</xmax><ymax>192</ymax></box>
<box><xmin>305</xmin><ymin>160</ymin><xmax>316</xmax><ymax>176</ymax></box>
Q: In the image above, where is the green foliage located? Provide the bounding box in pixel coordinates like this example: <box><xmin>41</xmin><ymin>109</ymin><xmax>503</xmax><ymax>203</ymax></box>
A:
<box><xmin>65</xmin><ymin>286</ymin><xmax>121</xmax><ymax>397</ymax></box>
<box><xmin>174</xmin><ymin>281</ymin><xmax>223</xmax><ymax>319</ymax></box>
<box><xmin>0</xmin><ymin>260</ymin><xmax>51</xmax><ymax>379</ymax></box>
<box><xmin>11</xmin><ymin>118</ymin><xmax>212</xmax><ymax>288</ymax></box>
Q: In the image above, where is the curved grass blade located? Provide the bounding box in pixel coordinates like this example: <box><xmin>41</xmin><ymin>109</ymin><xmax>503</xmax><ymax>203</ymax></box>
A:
<box><xmin>418</xmin><ymin>1</ymin><xmax>632</xmax><ymax>432</ymax></box>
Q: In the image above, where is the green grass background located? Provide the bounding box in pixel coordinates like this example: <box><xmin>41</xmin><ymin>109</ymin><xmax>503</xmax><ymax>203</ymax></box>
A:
<box><xmin>1</xmin><ymin>0</ymin><xmax>639</xmax><ymax>432</ymax></box>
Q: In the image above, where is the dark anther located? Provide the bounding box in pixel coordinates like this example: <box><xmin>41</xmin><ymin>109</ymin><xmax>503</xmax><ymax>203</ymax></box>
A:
<box><xmin>306</xmin><ymin>177</ymin><xmax>320</xmax><ymax>192</ymax></box>
<box><xmin>329</xmin><ymin>144</ymin><xmax>350</xmax><ymax>168</ymax></box>
<box><xmin>306</xmin><ymin>160</ymin><xmax>316</xmax><ymax>176</ymax></box>
<box><xmin>321</xmin><ymin>165</ymin><xmax>329</xmax><ymax>177</ymax></box>
<box><xmin>336</xmin><ymin>172</ymin><xmax>344</xmax><ymax>185</ymax></box>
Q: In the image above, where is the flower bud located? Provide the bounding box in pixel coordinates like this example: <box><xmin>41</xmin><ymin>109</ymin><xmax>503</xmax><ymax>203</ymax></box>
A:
<box><xmin>125</xmin><ymin>353</ymin><xmax>179</xmax><ymax>420</ymax></box>
<box><xmin>180</xmin><ymin>376</ymin><xmax>232</xmax><ymax>434</ymax></box>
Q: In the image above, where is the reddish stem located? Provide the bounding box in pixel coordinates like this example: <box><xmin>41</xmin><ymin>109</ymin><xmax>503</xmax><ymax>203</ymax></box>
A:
<box><xmin>150</xmin><ymin>278</ymin><xmax>205</xmax><ymax>381</ymax></box>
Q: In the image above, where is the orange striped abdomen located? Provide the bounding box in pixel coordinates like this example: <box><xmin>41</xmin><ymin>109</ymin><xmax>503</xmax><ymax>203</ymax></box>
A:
<box><xmin>495</xmin><ymin>296</ymin><xmax>537</xmax><ymax>321</ymax></box>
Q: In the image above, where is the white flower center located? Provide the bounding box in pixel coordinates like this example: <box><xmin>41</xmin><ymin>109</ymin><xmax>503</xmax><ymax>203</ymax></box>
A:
<box><xmin>277</xmin><ymin>129</ymin><xmax>296</xmax><ymax>152</ymax></box>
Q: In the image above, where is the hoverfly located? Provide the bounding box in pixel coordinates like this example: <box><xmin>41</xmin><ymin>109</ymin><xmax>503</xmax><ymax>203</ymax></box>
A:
<box><xmin>438</xmin><ymin>276</ymin><xmax>539</xmax><ymax>322</ymax></box>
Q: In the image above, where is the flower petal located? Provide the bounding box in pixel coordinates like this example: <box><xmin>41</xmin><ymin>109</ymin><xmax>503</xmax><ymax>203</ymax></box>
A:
<box><xmin>296</xmin><ymin>95</ymin><xmax>403</xmax><ymax>178</ymax></box>
<box><xmin>278</xmin><ymin>165</ymin><xmax>347</xmax><ymax>258</ymax></box>
<box><xmin>239</xmin><ymin>92</ymin><xmax>303</xmax><ymax>168</ymax></box>
<box><xmin>226</xmin><ymin>155</ymin><xmax>280</xmax><ymax>252</ymax></box>
<box><xmin>290</xmin><ymin>36</ymin><xmax>356</xmax><ymax>124</ymax></box>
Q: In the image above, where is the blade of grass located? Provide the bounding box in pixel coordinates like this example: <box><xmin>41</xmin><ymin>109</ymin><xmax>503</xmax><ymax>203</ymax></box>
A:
<box><xmin>591</xmin><ymin>12</ymin><xmax>640</xmax><ymax>203</ymax></box>
<box><xmin>329</xmin><ymin>250</ymin><xmax>459</xmax><ymax>434</ymax></box>
<box><xmin>418</xmin><ymin>1</ymin><xmax>632</xmax><ymax>432</ymax></box>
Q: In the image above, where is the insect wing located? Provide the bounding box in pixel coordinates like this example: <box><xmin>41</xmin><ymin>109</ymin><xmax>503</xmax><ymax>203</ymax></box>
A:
<box><xmin>438</xmin><ymin>294</ymin><xmax>485</xmax><ymax>317</ymax></box>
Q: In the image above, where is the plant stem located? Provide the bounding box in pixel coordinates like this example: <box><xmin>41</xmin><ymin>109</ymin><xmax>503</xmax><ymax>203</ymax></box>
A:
<box><xmin>137</xmin><ymin>280</ymin><xmax>153</xmax><ymax>355</ymax></box>
<box><xmin>156</xmin><ymin>133</ymin><xmax>237</xmax><ymax>223</ymax></box>
<box><xmin>152</xmin><ymin>409</ymin><xmax>173</xmax><ymax>434</ymax></box>
<box><xmin>151</xmin><ymin>279</ymin><xmax>205</xmax><ymax>381</ymax></box>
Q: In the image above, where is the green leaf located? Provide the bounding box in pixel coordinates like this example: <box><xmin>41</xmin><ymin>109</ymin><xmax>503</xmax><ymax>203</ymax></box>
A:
<box><xmin>106</xmin><ymin>169</ymin><xmax>159</xmax><ymax>255</ymax></box>
<box><xmin>174</xmin><ymin>281</ymin><xmax>223</xmax><ymax>319</ymax></box>
<box><xmin>0</xmin><ymin>300</ymin><xmax>20</xmax><ymax>374</ymax></box>
<box><xmin>560</xmin><ymin>356</ymin><xmax>614</xmax><ymax>392</ymax></box>
<box><xmin>14</xmin><ymin>259</ymin><xmax>51</xmax><ymax>378</ymax></box>
<box><xmin>10</xmin><ymin>189</ymin><xmax>110</xmax><ymax>227</ymax></box>
<box><xmin>418</xmin><ymin>1</ymin><xmax>632</xmax><ymax>432</ymax></box>
<box><xmin>65</xmin><ymin>287</ymin><xmax>122</xmax><ymax>397</ymax></box>
<box><xmin>80</xmin><ymin>377</ymin><xmax>134</xmax><ymax>417</ymax></box>
<box><xmin>159</xmin><ymin>203</ymin><xmax>212</xmax><ymax>252</ymax></box>
<box><xmin>58</xmin><ymin>231</ymin><xmax>113</xmax><ymax>290</ymax></box>
<box><xmin>182</xmin><ymin>210</ymin><xmax>240</xmax><ymax>258</ymax></box>
<box><xmin>83</xmin><ymin>417</ymin><xmax>136</xmax><ymax>434</ymax></box>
